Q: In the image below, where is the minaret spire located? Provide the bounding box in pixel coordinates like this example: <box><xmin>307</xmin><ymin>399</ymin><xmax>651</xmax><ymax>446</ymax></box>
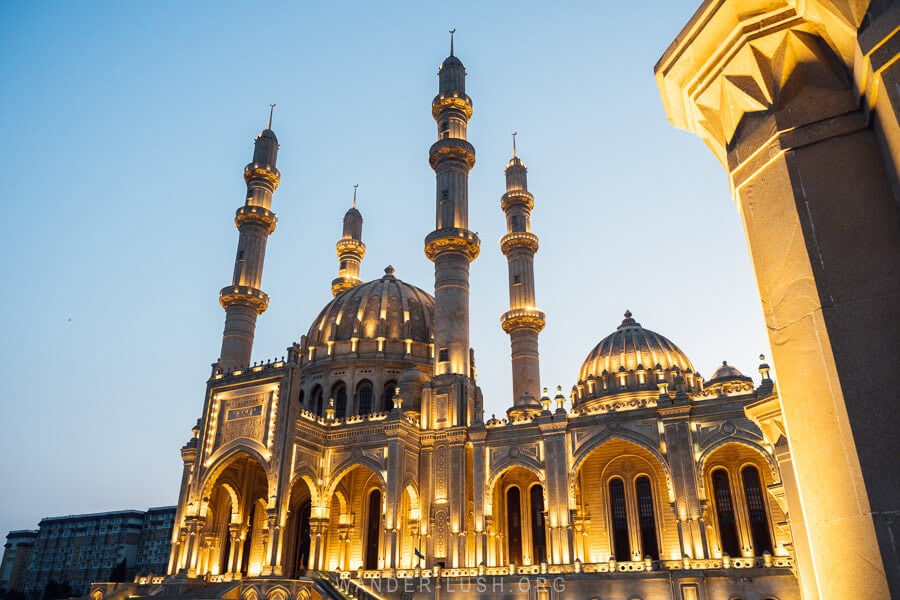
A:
<box><xmin>217</xmin><ymin>121</ymin><xmax>281</xmax><ymax>370</ymax></box>
<box><xmin>449</xmin><ymin>28</ymin><xmax>456</xmax><ymax>56</ymax></box>
<box><xmin>332</xmin><ymin>186</ymin><xmax>366</xmax><ymax>297</ymax></box>
<box><xmin>500</xmin><ymin>136</ymin><xmax>544</xmax><ymax>418</ymax></box>
<box><xmin>511</xmin><ymin>131</ymin><xmax>517</xmax><ymax>157</ymax></box>
<box><xmin>267</xmin><ymin>103</ymin><xmax>275</xmax><ymax>129</ymax></box>
<box><xmin>425</xmin><ymin>41</ymin><xmax>479</xmax><ymax>426</ymax></box>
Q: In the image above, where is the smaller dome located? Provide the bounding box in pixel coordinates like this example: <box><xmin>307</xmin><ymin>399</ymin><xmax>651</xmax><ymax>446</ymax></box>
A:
<box><xmin>707</xmin><ymin>361</ymin><xmax>752</xmax><ymax>384</ymax></box>
<box><xmin>399</xmin><ymin>367</ymin><xmax>430</xmax><ymax>385</ymax></box>
<box><xmin>578</xmin><ymin>311</ymin><xmax>695</xmax><ymax>381</ymax></box>
<box><xmin>258</xmin><ymin>128</ymin><xmax>278</xmax><ymax>141</ymax></box>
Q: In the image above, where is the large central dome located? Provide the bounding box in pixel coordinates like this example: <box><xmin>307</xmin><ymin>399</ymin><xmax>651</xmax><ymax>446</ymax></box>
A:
<box><xmin>303</xmin><ymin>266</ymin><xmax>435</xmax><ymax>363</ymax></box>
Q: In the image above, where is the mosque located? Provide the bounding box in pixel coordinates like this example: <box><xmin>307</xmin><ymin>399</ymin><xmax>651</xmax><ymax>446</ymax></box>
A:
<box><xmin>110</xmin><ymin>40</ymin><xmax>807</xmax><ymax>600</ymax></box>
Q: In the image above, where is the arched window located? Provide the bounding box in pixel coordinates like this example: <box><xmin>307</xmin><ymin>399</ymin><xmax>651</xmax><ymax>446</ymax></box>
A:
<box><xmin>382</xmin><ymin>380</ymin><xmax>397</xmax><ymax>412</ymax></box>
<box><xmin>742</xmin><ymin>466</ymin><xmax>773</xmax><ymax>555</ymax></box>
<box><xmin>310</xmin><ymin>386</ymin><xmax>324</xmax><ymax>417</ymax></box>
<box><xmin>364</xmin><ymin>490</ymin><xmax>381</xmax><ymax>570</ymax></box>
<box><xmin>332</xmin><ymin>382</ymin><xmax>347</xmax><ymax>419</ymax></box>
<box><xmin>506</xmin><ymin>487</ymin><xmax>523</xmax><ymax>565</ymax></box>
<box><xmin>530</xmin><ymin>485</ymin><xmax>547</xmax><ymax>564</ymax></box>
<box><xmin>635</xmin><ymin>476</ymin><xmax>659</xmax><ymax>560</ymax></box>
<box><xmin>712</xmin><ymin>469</ymin><xmax>740</xmax><ymax>557</ymax></box>
<box><xmin>292</xmin><ymin>500</ymin><xmax>311</xmax><ymax>576</ymax></box>
<box><xmin>357</xmin><ymin>380</ymin><xmax>373</xmax><ymax>416</ymax></box>
<box><xmin>609</xmin><ymin>479</ymin><xmax>630</xmax><ymax>560</ymax></box>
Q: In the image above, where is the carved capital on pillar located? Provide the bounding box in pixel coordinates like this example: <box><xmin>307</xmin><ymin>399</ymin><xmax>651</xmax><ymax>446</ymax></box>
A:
<box><xmin>744</xmin><ymin>394</ymin><xmax>787</xmax><ymax>445</ymax></box>
<box><xmin>655</xmin><ymin>0</ymin><xmax>868</xmax><ymax>166</ymax></box>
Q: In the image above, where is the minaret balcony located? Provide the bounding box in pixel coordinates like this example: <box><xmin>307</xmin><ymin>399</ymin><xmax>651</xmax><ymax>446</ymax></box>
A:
<box><xmin>500</xmin><ymin>190</ymin><xmax>534</xmax><ymax>211</ymax></box>
<box><xmin>429</xmin><ymin>138</ymin><xmax>476</xmax><ymax>169</ymax></box>
<box><xmin>501</xmin><ymin>307</ymin><xmax>546</xmax><ymax>333</ymax></box>
<box><xmin>431</xmin><ymin>94</ymin><xmax>473</xmax><ymax>120</ymax></box>
<box><xmin>424</xmin><ymin>227</ymin><xmax>480</xmax><ymax>261</ymax></box>
<box><xmin>331</xmin><ymin>276</ymin><xmax>361</xmax><ymax>297</ymax></box>
<box><xmin>335</xmin><ymin>237</ymin><xmax>366</xmax><ymax>258</ymax></box>
<box><xmin>243</xmin><ymin>162</ymin><xmax>281</xmax><ymax>189</ymax></box>
<box><xmin>234</xmin><ymin>205</ymin><xmax>277</xmax><ymax>234</ymax></box>
<box><xmin>219</xmin><ymin>285</ymin><xmax>270</xmax><ymax>314</ymax></box>
<box><xmin>500</xmin><ymin>231</ymin><xmax>539</xmax><ymax>255</ymax></box>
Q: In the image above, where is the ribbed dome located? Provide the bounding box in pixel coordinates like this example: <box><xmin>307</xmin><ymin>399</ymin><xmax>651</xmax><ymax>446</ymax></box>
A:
<box><xmin>305</xmin><ymin>267</ymin><xmax>434</xmax><ymax>355</ymax></box>
<box><xmin>707</xmin><ymin>361</ymin><xmax>751</xmax><ymax>384</ymax></box>
<box><xmin>578</xmin><ymin>311</ymin><xmax>695</xmax><ymax>381</ymax></box>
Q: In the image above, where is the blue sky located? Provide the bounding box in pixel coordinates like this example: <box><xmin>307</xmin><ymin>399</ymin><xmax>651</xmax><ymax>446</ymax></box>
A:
<box><xmin>0</xmin><ymin>2</ymin><xmax>771</xmax><ymax>539</ymax></box>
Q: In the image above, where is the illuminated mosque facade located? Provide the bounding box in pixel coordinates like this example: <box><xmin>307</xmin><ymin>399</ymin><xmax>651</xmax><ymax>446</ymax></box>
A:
<box><xmin>140</xmin><ymin>39</ymin><xmax>806</xmax><ymax>600</ymax></box>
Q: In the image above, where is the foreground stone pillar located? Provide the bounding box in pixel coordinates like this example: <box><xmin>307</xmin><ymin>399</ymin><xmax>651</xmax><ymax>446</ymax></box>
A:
<box><xmin>656</xmin><ymin>2</ymin><xmax>900</xmax><ymax>598</ymax></box>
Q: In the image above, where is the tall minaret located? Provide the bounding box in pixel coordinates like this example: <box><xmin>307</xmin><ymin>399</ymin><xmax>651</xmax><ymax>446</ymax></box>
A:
<box><xmin>217</xmin><ymin>108</ymin><xmax>280</xmax><ymax>370</ymax></box>
<box><xmin>331</xmin><ymin>185</ymin><xmax>366</xmax><ymax>297</ymax></box>
<box><xmin>425</xmin><ymin>31</ymin><xmax>480</xmax><ymax>389</ymax></box>
<box><xmin>501</xmin><ymin>134</ymin><xmax>544</xmax><ymax>418</ymax></box>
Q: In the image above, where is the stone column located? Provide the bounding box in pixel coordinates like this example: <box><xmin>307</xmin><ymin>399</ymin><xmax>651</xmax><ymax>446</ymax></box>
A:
<box><xmin>540</xmin><ymin>418</ymin><xmax>571</xmax><ymax>564</ymax></box>
<box><xmin>309</xmin><ymin>518</ymin><xmax>330</xmax><ymax>571</ymax></box>
<box><xmin>659</xmin><ymin>405</ymin><xmax>706</xmax><ymax>559</ymax></box>
<box><xmin>656</xmin><ymin>3</ymin><xmax>900</xmax><ymax>597</ymax></box>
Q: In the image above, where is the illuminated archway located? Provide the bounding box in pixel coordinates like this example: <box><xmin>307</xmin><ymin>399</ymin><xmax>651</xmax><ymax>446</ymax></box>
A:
<box><xmin>324</xmin><ymin>464</ymin><xmax>384</xmax><ymax>571</ymax></box>
<box><xmin>702</xmin><ymin>442</ymin><xmax>787</xmax><ymax>559</ymax></box>
<box><xmin>573</xmin><ymin>438</ymin><xmax>673</xmax><ymax>563</ymax></box>
<box><xmin>488</xmin><ymin>465</ymin><xmax>545</xmax><ymax>566</ymax></box>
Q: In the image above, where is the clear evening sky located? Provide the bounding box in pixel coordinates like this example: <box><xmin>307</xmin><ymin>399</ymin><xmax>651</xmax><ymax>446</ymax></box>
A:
<box><xmin>0</xmin><ymin>1</ymin><xmax>771</xmax><ymax>539</ymax></box>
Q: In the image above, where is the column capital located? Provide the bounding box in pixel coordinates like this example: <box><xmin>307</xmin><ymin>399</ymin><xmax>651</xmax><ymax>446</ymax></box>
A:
<box><xmin>655</xmin><ymin>0</ymin><xmax>868</xmax><ymax>166</ymax></box>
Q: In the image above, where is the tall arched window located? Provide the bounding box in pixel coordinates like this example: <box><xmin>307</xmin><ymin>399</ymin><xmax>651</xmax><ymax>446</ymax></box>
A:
<box><xmin>357</xmin><ymin>380</ymin><xmax>373</xmax><ymax>415</ymax></box>
<box><xmin>742</xmin><ymin>466</ymin><xmax>773</xmax><ymax>555</ymax></box>
<box><xmin>712</xmin><ymin>469</ymin><xmax>740</xmax><ymax>557</ymax></box>
<box><xmin>530</xmin><ymin>485</ymin><xmax>547</xmax><ymax>564</ymax></box>
<box><xmin>332</xmin><ymin>382</ymin><xmax>347</xmax><ymax>419</ymax></box>
<box><xmin>292</xmin><ymin>500</ymin><xmax>311</xmax><ymax>576</ymax></box>
<box><xmin>609</xmin><ymin>479</ymin><xmax>630</xmax><ymax>560</ymax></box>
<box><xmin>364</xmin><ymin>490</ymin><xmax>381</xmax><ymax>570</ymax></box>
<box><xmin>382</xmin><ymin>380</ymin><xmax>397</xmax><ymax>412</ymax></box>
<box><xmin>310</xmin><ymin>385</ymin><xmax>324</xmax><ymax>417</ymax></box>
<box><xmin>635</xmin><ymin>476</ymin><xmax>659</xmax><ymax>560</ymax></box>
<box><xmin>506</xmin><ymin>487</ymin><xmax>523</xmax><ymax>565</ymax></box>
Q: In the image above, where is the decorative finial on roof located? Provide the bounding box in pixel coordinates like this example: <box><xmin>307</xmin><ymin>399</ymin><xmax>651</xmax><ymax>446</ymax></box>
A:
<box><xmin>449</xmin><ymin>28</ymin><xmax>456</xmax><ymax>56</ymax></box>
<box><xmin>268</xmin><ymin>103</ymin><xmax>276</xmax><ymax>129</ymax></box>
<box><xmin>617</xmin><ymin>310</ymin><xmax>641</xmax><ymax>330</ymax></box>
<box><xmin>722</xmin><ymin>360</ymin><xmax>728</xmax><ymax>366</ymax></box>
<box><xmin>384</xmin><ymin>265</ymin><xmax>395</xmax><ymax>277</ymax></box>
<box><xmin>512</xmin><ymin>131</ymin><xmax>518</xmax><ymax>157</ymax></box>
<box><xmin>352</xmin><ymin>184</ymin><xmax>358</xmax><ymax>209</ymax></box>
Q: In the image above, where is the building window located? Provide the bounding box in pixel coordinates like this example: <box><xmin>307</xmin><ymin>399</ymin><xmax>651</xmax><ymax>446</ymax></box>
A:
<box><xmin>712</xmin><ymin>469</ymin><xmax>740</xmax><ymax>557</ymax></box>
<box><xmin>438</xmin><ymin>348</ymin><xmax>449</xmax><ymax>362</ymax></box>
<box><xmin>530</xmin><ymin>485</ymin><xmax>547</xmax><ymax>564</ymax></box>
<box><xmin>357</xmin><ymin>380</ymin><xmax>373</xmax><ymax>415</ymax></box>
<box><xmin>635</xmin><ymin>476</ymin><xmax>659</xmax><ymax>560</ymax></box>
<box><xmin>310</xmin><ymin>385</ymin><xmax>324</xmax><ymax>417</ymax></box>
<box><xmin>506</xmin><ymin>487</ymin><xmax>523</xmax><ymax>565</ymax></box>
<box><xmin>382</xmin><ymin>380</ymin><xmax>397</xmax><ymax>412</ymax></box>
<box><xmin>332</xmin><ymin>382</ymin><xmax>347</xmax><ymax>419</ymax></box>
<box><xmin>608</xmin><ymin>479</ymin><xmax>630</xmax><ymax>560</ymax></box>
<box><xmin>742</xmin><ymin>466</ymin><xmax>773</xmax><ymax>555</ymax></box>
<box><xmin>365</xmin><ymin>490</ymin><xmax>382</xmax><ymax>570</ymax></box>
